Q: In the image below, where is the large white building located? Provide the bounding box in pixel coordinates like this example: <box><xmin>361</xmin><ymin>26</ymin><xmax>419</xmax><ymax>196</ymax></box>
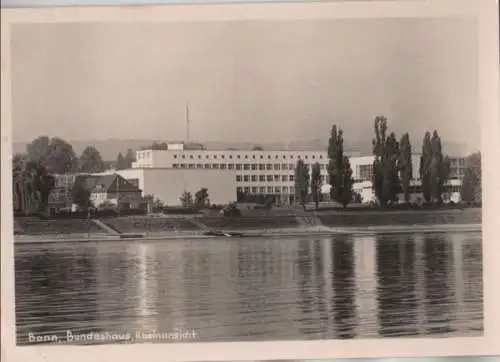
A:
<box><xmin>128</xmin><ymin>142</ymin><xmax>466</xmax><ymax>204</ymax></box>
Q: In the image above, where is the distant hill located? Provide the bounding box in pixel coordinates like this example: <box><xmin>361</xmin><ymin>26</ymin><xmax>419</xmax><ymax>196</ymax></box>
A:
<box><xmin>12</xmin><ymin>138</ymin><xmax>473</xmax><ymax>161</ymax></box>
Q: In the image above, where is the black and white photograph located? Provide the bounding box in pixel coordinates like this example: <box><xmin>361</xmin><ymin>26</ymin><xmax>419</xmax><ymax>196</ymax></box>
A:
<box><xmin>1</xmin><ymin>1</ymin><xmax>499</xmax><ymax>362</ymax></box>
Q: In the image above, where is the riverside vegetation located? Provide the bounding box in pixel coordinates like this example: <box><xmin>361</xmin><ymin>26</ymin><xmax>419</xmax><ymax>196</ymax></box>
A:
<box><xmin>12</xmin><ymin>116</ymin><xmax>482</xmax><ymax>227</ymax></box>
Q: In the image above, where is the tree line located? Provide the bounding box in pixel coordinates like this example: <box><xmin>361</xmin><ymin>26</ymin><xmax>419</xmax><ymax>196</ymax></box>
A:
<box><xmin>293</xmin><ymin>116</ymin><xmax>481</xmax><ymax>209</ymax></box>
<box><xmin>12</xmin><ymin>135</ymin><xmax>137</xmax><ymax>214</ymax></box>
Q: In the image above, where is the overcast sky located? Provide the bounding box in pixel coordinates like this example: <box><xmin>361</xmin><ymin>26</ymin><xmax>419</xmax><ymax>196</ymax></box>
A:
<box><xmin>10</xmin><ymin>18</ymin><xmax>478</xmax><ymax>150</ymax></box>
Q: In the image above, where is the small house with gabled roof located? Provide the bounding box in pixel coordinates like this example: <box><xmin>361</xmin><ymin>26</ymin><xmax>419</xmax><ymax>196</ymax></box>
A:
<box><xmin>74</xmin><ymin>173</ymin><xmax>143</xmax><ymax>209</ymax></box>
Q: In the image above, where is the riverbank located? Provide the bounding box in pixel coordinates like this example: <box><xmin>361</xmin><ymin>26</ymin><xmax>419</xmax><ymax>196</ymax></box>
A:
<box><xmin>13</xmin><ymin>207</ymin><xmax>481</xmax><ymax>244</ymax></box>
<box><xmin>14</xmin><ymin>223</ymin><xmax>481</xmax><ymax>245</ymax></box>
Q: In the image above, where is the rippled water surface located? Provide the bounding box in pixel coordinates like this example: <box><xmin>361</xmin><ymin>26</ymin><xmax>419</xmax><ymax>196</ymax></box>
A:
<box><xmin>15</xmin><ymin>232</ymin><xmax>483</xmax><ymax>344</ymax></box>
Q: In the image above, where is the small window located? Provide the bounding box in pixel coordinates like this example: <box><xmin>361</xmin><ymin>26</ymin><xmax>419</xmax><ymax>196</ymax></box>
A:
<box><xmin>259</xmin><ymin>175</ymin><xmax>266</xmax><ymax>181</ymax></box>
<box><xmin>243</xmin><ymin>175</ymin><xmax>250</xmax><ymax>182</ymax></box>
<box><xmin>259</xmin><ymin>164</ymin><xmax>265</xmax><ymax>170</ymax></box>
<box><xmin>251</xmin><ymin>187</ymin><xmax>258</xmax><ymax>193</ymax></box>
<box><xmin>267</xmin><ymin>175</ymin><xmax>273</xmax><ymax>182</ymax></box>
<box><xmin>228</xmin><ymin>164</ymin><xmax>235</xmax><ymax>169</ymax></box>
<box><xmin>213</xmin><ymin>155</ymin><xmax>217</xmax><ymax>159</ymax></box>
<box><xmin>204</xmin><ymin>164</ymin><xmax>210</xmax><ymax>169</ymax></box>
<box><xmin>259</xmin><ymin>187</ymin><xmax>265</xmax><ymax>193</ymax></box>
<box><xmin>266</xmin><ymin>164</ymin><xmax>273</xmax><ymax>170</ymax></box>
<box><xmin>213</xmin><ymin>164</ymin><xmax>219</xmax><ymax>169</ymax></box>
<box><xmin>174</xmin><ymin>155</ymin><xmax>178</xmax><ymax>159</ymax></box>
<box><xmin>236</xmin><ymin>164</ymin><xmax>242</xmax><ymax>170</ymax></box>
<box><xmin>267</xmin><ymin>186</ymin><xmax>273</xmax><ymax>193</ymax></box>
<box><xmin>282</xmin><ymin>175</ymin><xmax>288</xmax><ymax>182</ymax></box>
<box><xmin>181</xmin><ymin>155</ymin><xmax>186</xmax><ymax>159</ymax></box>
<box><xmin>251</xmin><ymin>175</ymin><xmax>257</xmax><ymax>182</ymax></box>
<box><xmin>251</xmin><ymin>164</ymin><xmax>257</xmax><ymax>170</ymax></box>
<box><xmin>189</xmin><ymin>155</ymin><xmax>194</xmax><ymax>159</ymax></box>
<box><xmin>243</xmin><ymin>164</ymin><xmax>250</xmax><ymax>170</ymax></box>
<box><xmin>244</xmin><ymin>187</ymin><xmax>250</xmax><ymax>193</ymax></box>
<box><xmin>236</xmin><ymin>175</ymin><xmax>242</xmax><ymax>182</ymax></box>
<box><xmin>220</xmin><ymin>164</ymin><xmax>227</xmax><ymax>169</ymax></box>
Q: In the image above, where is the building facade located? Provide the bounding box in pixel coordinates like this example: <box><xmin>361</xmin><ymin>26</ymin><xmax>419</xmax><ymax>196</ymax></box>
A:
<box><xmin>130</xmin><ymin>143</ymin><xmax>470</xmax><ymax>204</ymax></box>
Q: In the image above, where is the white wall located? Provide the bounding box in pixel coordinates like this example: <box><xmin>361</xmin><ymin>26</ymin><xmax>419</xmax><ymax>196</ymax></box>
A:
<box><xmin>112</xmin><ymin>168</ymin><xmax>237</xmax><ymax>206</ymax></box>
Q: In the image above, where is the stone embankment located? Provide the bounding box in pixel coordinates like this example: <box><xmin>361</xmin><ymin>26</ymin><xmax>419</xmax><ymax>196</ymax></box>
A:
<box><xmin>13</xmin><ymin>208</ymin><xmax>482</xmax><ymax>244</ymax></box>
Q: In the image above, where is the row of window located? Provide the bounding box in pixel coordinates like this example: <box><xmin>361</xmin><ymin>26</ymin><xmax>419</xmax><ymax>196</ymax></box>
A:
<box><xmin>237</xmin><ymin>186</ymin><xmax>296</xmax><ymax>194</ymax></box>
<box><xmin>235</xmin><ymin>174</ymin><xmax>328</xmax><ymax>183</ymax></box>
<box><xmin>172</xmin><ymin>163</ymin><xmax>327</xmax><ymax>171</ymax></box>
<box><xmin>173</xmin><ymin>153</ymin><xmax>325</xmax><ymax>161</ymax></box>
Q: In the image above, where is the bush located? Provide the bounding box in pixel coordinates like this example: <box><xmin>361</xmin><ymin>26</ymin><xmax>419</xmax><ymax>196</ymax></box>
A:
<box><xmin>222</xmin><ymin>202</ymin><xmax>241</xmax><ymax>217</ymax></box>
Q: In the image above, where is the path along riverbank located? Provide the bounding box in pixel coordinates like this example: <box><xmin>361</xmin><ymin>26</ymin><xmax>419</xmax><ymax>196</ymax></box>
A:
<box><xmin>13</xmin><ymin>207</ymin><xmax>482</xmax><ymax>244</ymax></box>
<box><xmin>14</xmin><ymin>223</ymin><xmax>481</xmax><ymax>245</ymax></box>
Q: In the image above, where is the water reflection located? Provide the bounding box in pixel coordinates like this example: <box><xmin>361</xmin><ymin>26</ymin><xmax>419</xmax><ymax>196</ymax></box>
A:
<box><xmin>423</xmin><ymin>233</ymin><xmax>455</xmax><ymax>335</ymax></box>
<box><xmin>14</xmin><ymin>232</ymin><xmax>483</xmax><ymax>344</ymax></box>
<box><xmin>376</xmin><ymin>234</ymin><xmax>418</xmax><ymax>337</ymax></box>
<box><xmin>331</xmin><ymin>235</ymin><xmax>356</xmax><ymax>339</ymax></box>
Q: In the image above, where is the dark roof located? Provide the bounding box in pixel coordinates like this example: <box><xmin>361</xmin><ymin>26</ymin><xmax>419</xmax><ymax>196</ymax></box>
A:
<box><xmin>75</xmin><ymin>174</ymin><xmax>140</xmax><ymax>193</ymax></box>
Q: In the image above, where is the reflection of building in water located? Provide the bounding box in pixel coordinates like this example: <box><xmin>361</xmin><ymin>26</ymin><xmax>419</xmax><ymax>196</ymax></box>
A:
<box><xmin>94</xmin><ymin>246</ymin><xmax>129</xmax><ymax>331</ymax></box>
<box><xmin>96</xmin><ymin>243</ymin><xmax>161</xmax><ymax>334</ymax></box>
<box><xmin>135</xmin><ymin>244</ymin><xmax>157</xmax><ymax>324</ymax></box>
<box><xmin>233</xmin><ymin>240</ymin><xmax>300</xmax><ymax>339</ymax></box>
<box><xmin>375</xmin><ymin>234</ymin><xmax>418</xmax><ymax>337</ymax></box>
<box><xmin>331</xmin><ymin>235</ymin><xmax>357</xmax><ymax>339</ymax></box>
<box><xmin>320</xmin><ymin>238</ymin><xmax>334</xmax><ymax>336</ymax></box>
<box><xmin>450</xmin><ymin>233</ymin><xmax>466</xmax><ymax>333</ymax></box>
<box><xmin>461</xmin><ymin>233</ymin><xmax>483</xmax><ymax>332</ymax></box>
<box><xmin>17</xmin><ymin>248</ymin><xmax>99</xmax><ymax>342</ymax></box>
<box><xmin>422</xmin><ymin>233</ymin><xmax>454</xmax><ymax>335</ymax></box>
<box><xmin>354</xmin><ymin>236</ymin><xmax>378</xmax><ymax>338</ymax></box>
<box><xmin>413</xmin><ymin>234</ymin><xmax>426</xmax><ymax>335</ymax></box>
<box><xmin>154</xmin><ymin>242</ymin><xmax>188</xmax><ymax>334</ymax></box>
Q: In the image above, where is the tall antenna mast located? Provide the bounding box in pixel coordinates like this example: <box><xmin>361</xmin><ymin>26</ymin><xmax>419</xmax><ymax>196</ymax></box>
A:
<box><xmin>185</xmin><ymin>101</ymin><xmax>190</xmax><ymax>145</ymax></box>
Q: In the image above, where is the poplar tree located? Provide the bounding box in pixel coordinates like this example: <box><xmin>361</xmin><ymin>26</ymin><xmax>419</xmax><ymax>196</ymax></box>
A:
<box><xmin>294</xmin><ymin>159</ymin><xmax>310</xmax><ymax>208</ymax></box>
<box><xmin>419</xmin><ymin>131</ymin><xmax>433</xmax><ymax>203</ymax></box>
<box><xmin>372</xmin><ymin>116</ymin><xmax>387</xmax><ymax>205</ymax></box>
<box><xmin>310</xmin><ymin>162</ymin><xmax>322</xmax><ymax>209</ymax></box>
<box><xmin>328</xmin><ymin>125</ymin><xmax>354</xmax><ymax>208</ymax></box>
<box><xmin>397</xmin><ymin>133</ymin><xmax>413</xmax><ymax>204</ymax></box>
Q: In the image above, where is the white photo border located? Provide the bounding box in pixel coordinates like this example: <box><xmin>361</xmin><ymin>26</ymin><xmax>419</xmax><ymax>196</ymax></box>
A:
<box><xmin>1</xmin><ymin>1</ymin><xmax>499</xmax><ymax>361</ymax></box>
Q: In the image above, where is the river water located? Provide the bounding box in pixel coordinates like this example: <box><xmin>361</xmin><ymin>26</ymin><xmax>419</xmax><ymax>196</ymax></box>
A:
<box><xmin>14</xmin><ymin>231</ymin><xmax>483</xmax><ymax>345</ymax></box>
